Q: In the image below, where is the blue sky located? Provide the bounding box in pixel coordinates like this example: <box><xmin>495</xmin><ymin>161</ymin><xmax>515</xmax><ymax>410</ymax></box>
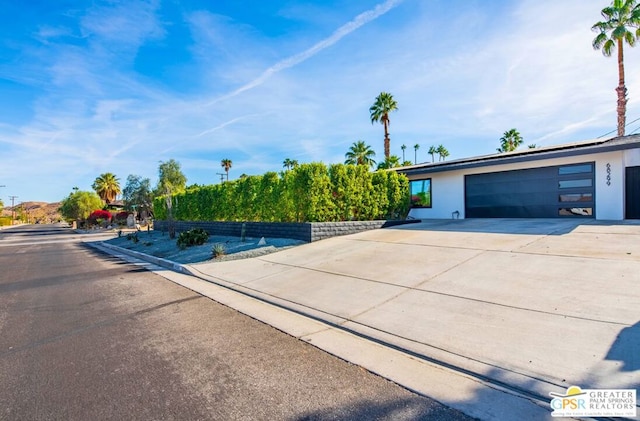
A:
<box><xmin>2</xmin><ymin>0</ymin><xmax>640</xmax><ymax>203</ymax></box>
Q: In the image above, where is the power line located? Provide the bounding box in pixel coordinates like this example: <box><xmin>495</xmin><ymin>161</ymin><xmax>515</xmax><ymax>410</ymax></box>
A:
<box><xmin>627</xmin><ymin>124</ymin><xmax>640</xmax><ymax>135</ymax></box>
<box><xmin>597</xmin><ymin>115</ymin><xmax>640</xmax><ymax>138</ymax></box>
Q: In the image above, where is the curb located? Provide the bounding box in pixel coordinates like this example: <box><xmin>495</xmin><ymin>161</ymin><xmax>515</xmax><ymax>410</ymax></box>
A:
<box><xmin>97</xmin><ymin>242</ymin><xmax>194</xmax><ymax>276</ymax></box>
<box><xmin>90</xmin><ymin>240</ymin><xmax>555</xmax><ymax>421</ymax></box>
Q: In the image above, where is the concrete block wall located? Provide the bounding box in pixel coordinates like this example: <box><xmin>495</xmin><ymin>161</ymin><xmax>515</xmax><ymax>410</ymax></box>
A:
<box><xmin>310</xmin><ymin>221</ymin><xmax>386</xmax><ymax>242</ymax></box>
<box><xmin>153</xmin><ymin>220</ymin><xmax>419</xmax><ymax>243</ymax></box>
<box><xmin>153</xmin><ymin>220</ymin><xmax>311</xmax><ymax>242</ymax></box>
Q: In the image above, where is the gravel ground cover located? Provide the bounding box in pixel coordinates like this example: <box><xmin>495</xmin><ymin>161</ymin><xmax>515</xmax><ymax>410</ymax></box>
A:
<box><xmin>104</xmin><ymin>230</ymin><xmax>305</xmax><ymax>264</ymax></box>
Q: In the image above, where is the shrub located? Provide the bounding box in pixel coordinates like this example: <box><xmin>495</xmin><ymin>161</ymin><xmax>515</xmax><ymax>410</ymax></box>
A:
<box><xmin>211</xmin><ymin>243</ymin><xmax>226</xmax><ymax>259</ymax></box>
<box><xmin>87</xmin><ymin>209</ymin><xmax>112</xmax><ymax>226</ymax></box>
<box><xmin>153</xmin><ymin>163</ymin><xmax>411</xmax><ymax>223</ymax></box>
<box><xmin>176</xmin><ymin>228</ymin><xmax>209</xmax><ymax>249</ymax></box>
<box><xmin>114</xmin><ymin>211</ymin><xmax>130</xmax><ymax>224</ymax></box>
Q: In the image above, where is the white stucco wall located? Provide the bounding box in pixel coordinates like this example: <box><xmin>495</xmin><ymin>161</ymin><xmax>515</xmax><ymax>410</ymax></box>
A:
<box><xmin>407</xmin><ymin>150</ymin><xmax>628</xmax><ymax>220</ymax></box>
<box><xmin>594</xmin><ymin>151</ymin><xmax>624</xmax><ymax>220</ymax></box>
<box><xmin>407</xmin><ymin>171</ymin><xmax>465</xmax><ymax>219</ymax></box>
<box><xmin>625</xmin><ymin>148</ymin><xmax>640</xmax><ymax>167</ymax></box>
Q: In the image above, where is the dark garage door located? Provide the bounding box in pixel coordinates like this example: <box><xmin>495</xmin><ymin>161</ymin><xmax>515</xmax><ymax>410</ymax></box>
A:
<box><xmin>626</xmin><ymin>166</ymin><xmax>640</xmax><ymax>219</ymax></box>
<box><xmin>465</xmin><ymin>163</ymin><xmax>595</xmax><ymax>218</ymax></box>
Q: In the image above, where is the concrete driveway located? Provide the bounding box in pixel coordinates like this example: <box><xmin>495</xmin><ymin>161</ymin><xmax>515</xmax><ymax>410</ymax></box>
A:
<box><xmin>185</xmin><ymin>218</ymin><xmax>640</xmax><ymax>418</ymax></box>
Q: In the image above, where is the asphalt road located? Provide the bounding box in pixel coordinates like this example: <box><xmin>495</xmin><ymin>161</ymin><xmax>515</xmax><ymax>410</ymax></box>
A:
<box><xmin>0</xmin><ymin>224</ymin><xmax>473</xmax><ymax>421</ymax></box>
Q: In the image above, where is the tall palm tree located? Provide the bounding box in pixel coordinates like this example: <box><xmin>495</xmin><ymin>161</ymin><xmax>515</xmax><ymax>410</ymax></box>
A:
<box><xmin>92</xmin><ymin>173</ymin><xmax>121</xmax><ymax>204</ymax></box>
<box><xmin>428</xmin><ymin>145</ymin><xmax>437</xmax><ymax>163</ymax></box>
<box><xmin>592</xmin><ymin>0</ymin><xmax>640</xmax><ymax>136</ymax></box>
<box><xmin>376</xmin><ymin>155</ymin><xmax>401</xmax><ymax>170</ymax></box>
<box><xmin>413</xmin><ymin>143</ymin><xmax>420</xmax><ymax>164</ymax></box>
<box><xmin>344</xmin><ymin>140</ymin><xmax>376</xmax><ymax>168</ymax></box>
<box><xmin>369</xmin><ymin>92</ymin><xmax>398</xmax><ymax>159</ymax></box>
<box><xmin>221</xmin><ymin>159</ymin><xmax>232</xmax><ymax>181</ymax></box>
<box><xmin>497</xmin><ymin>129</ymin><xmax>523</xmax><ymax>153</ymax></box>
<box><xmin>436</xmin><ymin>145</ymin><xmax>450</xmax><ymax>161</ymax></box>
<box><xmin>283</xmin><ymin>158</ymin><xmax>299</xmax><ymax>170</ymax></box>
<box><xmin>401</xmin><ymin>144</ymin><xmax>407</xmax><ymax>162</ymax></box>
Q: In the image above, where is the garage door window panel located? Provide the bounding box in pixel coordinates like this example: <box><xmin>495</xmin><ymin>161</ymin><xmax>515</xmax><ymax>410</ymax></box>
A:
<box><xmin>559</xmin><ymin>207</ymin><xmax>593</xmax><ymax>216</ymax></box>
<box><xmin>558</xmin><ymin>164</ymin><xmax>593</xmax><ymax>175</ymax></box>
<box><xmin>559</xmin><ymin>193</ymin><xmax>593</xmax><ymax>202</ymax></box>
<box><xmin>558</xmin><ymin>179</ymin><xmax>592</xmax><ymax>189</ymax></box>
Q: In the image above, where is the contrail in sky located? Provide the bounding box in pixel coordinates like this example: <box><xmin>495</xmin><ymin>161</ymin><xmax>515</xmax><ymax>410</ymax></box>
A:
<box><xmin>195</xmin><ymin>114</ymin><xmax>262</xmax><ymax>137</ymax></box>
<box><xmin>206</xmin><ymin>0</ymin><xmax>404</xmax><ymax>106</ymax></box>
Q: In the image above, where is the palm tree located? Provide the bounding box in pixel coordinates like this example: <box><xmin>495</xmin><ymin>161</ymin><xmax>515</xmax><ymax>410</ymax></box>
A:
<box><xmin>413</xmin><ymin>143</ymin><xmax>420</xmax><ymax>164</ymax></box>
<box><xmin>428</xmin><ymin>145</ymin><xmax>437</xmax><ymax>163</ymax></box>
<box><xmin>376</xmin><ymin>155</ymin><xmax>401</xmax><ymax>170</ymax></box>
<box><xmin>593</xmin><ymin>0</ymin><xmax>640</xmax><ymax>136</ymax></box>
<box><xmin>528</xmin><ymin>144</ymin><xmax>537</xmax><ymax>149</ymax></box>
<box><xmin>497</xmin><ymin>129</ymin><xmax>523</xmax><ymax>153</ymax></box>
<box><xmin>369</xmin><ymin>92</ymin><xmax>398</xmax><ymax>159</ymax></box>
<box><xmin>92</xmin><ymin>173</ymin><xmax>121</xmax><ymax>204</ymax></box>
<box><xmin>436</xmin><ymin>145</ymin><xmax>449</xmax><ymax>161</ymax></box>
<box><xmin>283</xmin><ymin>158</ymin><xmax>299</xmax><ymax>170</ymax></box>
<box><xmin>221</xmin><ymin>159</ymin><xmax>232</xmax><ymax>181</ymax></box>
<box><xmin>401</xmin><ymin>144</ymin><xmax>407</xmax><ymax>162</ymax></box>
<box><xmin>345</xmin><ymin>140</ymin><xmax>377</xmax><ymax>167</ymax></box>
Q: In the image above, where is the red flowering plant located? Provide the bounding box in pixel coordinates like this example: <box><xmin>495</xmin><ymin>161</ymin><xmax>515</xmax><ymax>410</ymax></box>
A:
<box><xmin>87</xmin><ymin>209</ymin><xmax>112</xmax><ymax>227</ymax></box>
<box><xmin>113</xmin><ymin>211</ymin><xmax>130</xmax><ymax>226</ymax></box>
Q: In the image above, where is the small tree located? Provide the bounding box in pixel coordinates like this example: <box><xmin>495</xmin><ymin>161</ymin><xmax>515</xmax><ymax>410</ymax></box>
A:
<box><xmin>436</xmin><ymin>144</ymin><xmax>450</xmax><ymax>161</ymax></box>
<box><xmin>428</xmin><ymin>145</ymin><xmax>437</xmax><ymax>162</ymax></box>
<box><xmin>344</xmin><ymin>140</ymin><xmax>377</xmax><ymax>168</ymax></box>
<box><xmin>592</xmin><ymin>0</ymin><xmax>640</xmax><ymax>136</ymax></box>
<box><xmin>283</xmin><ymin>158</ymin><xmax>299</xmax><ymax>170</ymax></box>
<box><xmin>370</xmin><ymin>92</ymin><xmax>398</xmax><ymax>158</ymax></box>
<box><xmin>156</xmin><ymin>159</ymin><xmax>187</xmax><ymax>239</ymax></box>
<box><xmin>59</xmin><ymin>190</ymin><xmax>103</xmax><ymax>226</ymax></box>
<box><xmin>497</xmin><ymin>129</ymin><xmax>523</xmax><ymax>153</ymax></box>
<box><xmin>376</xmin><ymin>155</ymin><xmax>401</xmax><ymax>170</ymax></box>
<box><xmin>221</xmin><ymin>159</ymin><xmax>232</xmax><ymax>181</ymax></box>
<box><xmin>122</xmin><ymin>174</ymin><xmax>153</xmax><ymax>219</ymax></box>
<box><xmin>92</xmin><ymin>173</ymin><xmax>121</xmax><ymax>204</ymax></box>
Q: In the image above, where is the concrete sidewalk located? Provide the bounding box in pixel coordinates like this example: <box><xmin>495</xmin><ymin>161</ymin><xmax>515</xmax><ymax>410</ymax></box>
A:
<box><xmin>99</xmin><ymin>219</ymin><xmax>640</xmax><ymax>420</ymax></box>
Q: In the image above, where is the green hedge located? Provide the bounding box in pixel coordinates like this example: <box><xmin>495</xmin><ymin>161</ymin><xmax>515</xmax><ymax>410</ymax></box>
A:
<box><xmin>153</xmin><ymin>163</ymin><xmax>409</xmax><ymax>222</ymax></box>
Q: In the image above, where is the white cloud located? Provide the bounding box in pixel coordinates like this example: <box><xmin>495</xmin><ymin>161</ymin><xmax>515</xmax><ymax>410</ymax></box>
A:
<box><xmin>4</xmin><ymin>0</ymin><xmax>640</xmax><ymax>202</ymax></box>
<box><xmin>80</xmin><ymin>0</ymin><xmax>164</xmax><ymax>51</ymax></box>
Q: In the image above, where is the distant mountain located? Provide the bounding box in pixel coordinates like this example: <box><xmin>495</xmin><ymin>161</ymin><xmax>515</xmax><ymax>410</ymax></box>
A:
<box><xmin>1</xmin><ymin>201</ymin><xmax>62</xmax><ymax>224</ymax></box>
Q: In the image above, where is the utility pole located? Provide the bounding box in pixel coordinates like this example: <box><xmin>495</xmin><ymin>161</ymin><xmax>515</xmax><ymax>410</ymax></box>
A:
<box><xmin>9</xmin><ymin>196</ymin><xmax>17</xmax><ymax>225</ymax></box>
<box><xmin>216</xmin><ymin>173</ymin><xmax>225</xmax><ymax>184</ymax></box>
<box><xmin>0</xmin><ymin>186</ymin><xmax>5</xmax><ymax>221</ymax></box>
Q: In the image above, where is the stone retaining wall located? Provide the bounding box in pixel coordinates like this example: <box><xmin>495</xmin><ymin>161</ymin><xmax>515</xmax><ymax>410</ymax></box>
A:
<box><xmin>153</xmin><ymin>220</ymin><xmax>418</xmax><ymax>243</ymax></box>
